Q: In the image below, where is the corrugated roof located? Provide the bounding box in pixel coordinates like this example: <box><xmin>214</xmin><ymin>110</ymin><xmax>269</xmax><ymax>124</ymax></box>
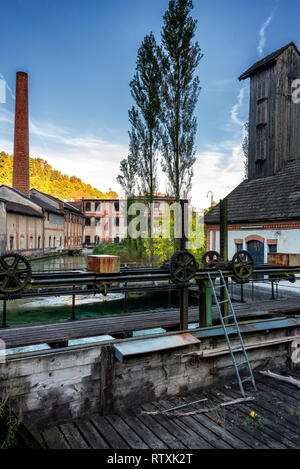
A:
<box><xmin>204</xmin><ymin>160</ymin><xmax>300</xmax><ymax>225</ymax></box>
<box><xmin>239</xmin><ymin>42</ymin><xmax>299</xmax><ymax>80</ymax></box>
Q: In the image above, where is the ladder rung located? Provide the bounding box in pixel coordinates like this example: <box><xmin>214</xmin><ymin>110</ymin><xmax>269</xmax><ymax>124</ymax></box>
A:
<box><xmin>231</xmin><ymin>346</ymin><xmax>242</xmax><ymax>352</ymax></box>
<box><xmin>219</xmin><ymin>300</ymin><xmax>229</xmax><ymax>305</ymax></box>
<box><xmin>222</xmin><ymin>314</ymin><xmax>234</xmax><ymax>320</ymax></box>
<box><xmin>241</xmin><ymin>377</ymin><xmax>253</xmax><ymax>384</ymax></box>
<box><xmin>237</xmin><ymin>361</ymin><xmax>248</xmax><ymax>367</ymax></box>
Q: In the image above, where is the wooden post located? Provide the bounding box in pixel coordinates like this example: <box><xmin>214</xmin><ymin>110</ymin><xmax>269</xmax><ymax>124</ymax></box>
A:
<box><xmin>180</xmin><ymin>200</ymin><xmax>189</xmax><ymax>331</ymax></box>
<box><xmin>220</xmin><ymin>199</ymin><xmax>229</xmax><ymax>323</ymax></box>
<box><xmin>1</xmin><ymin>300</ymin><xmax>8</xmax><ymax>329</ymax></box>
<box><xmin>100</xmin><ymin>345</ymin><xmax>115</xmax><ymax>415</ymax></box>
<box><xmin>198</xmin><ymin>280</ymin><xmax>212</xmax><ymax>328</ymax></box>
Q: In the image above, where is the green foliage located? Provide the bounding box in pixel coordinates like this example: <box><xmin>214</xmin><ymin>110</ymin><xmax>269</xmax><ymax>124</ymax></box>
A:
<box><xmin>92</xmin><ymin>240</ymin><xmax>147</xmax><ymax>263</ymax></box>
<box><xmin>0</xmin><ymin>152</ymin><xmax>118</xmax><ymax>201</ymax></box>
<box><xmin>142</xmin><ymin>207</ymin><xmax>207</xmax><ymax>266</ymax></box>
<box><xmin>159</xmin><ymin>0</ymin><xmax>203</xmax><ymax>200</ymax></box>
<box><xmin>0</xmin><ymin>396</ymin><xmax>22</xmax><ymax>449</ymax></box>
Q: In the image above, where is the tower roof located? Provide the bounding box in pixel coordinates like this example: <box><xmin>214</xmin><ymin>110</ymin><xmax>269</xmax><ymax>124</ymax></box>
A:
<box><xmin>239</xmin><ymin>42</ymin><xmax>300</xmax><ymax>80</ymax></box>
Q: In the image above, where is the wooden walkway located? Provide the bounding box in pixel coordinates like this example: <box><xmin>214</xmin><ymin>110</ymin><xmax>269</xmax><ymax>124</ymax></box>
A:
<box><xmin>1</xmin><ymin>297</ymin><xmax>300</xmax><ymax>348</ymax></box>
<box><xmin>36</xmin><ymin>370</ymin><xmax>300</xmax><ymax>449</ymax></box>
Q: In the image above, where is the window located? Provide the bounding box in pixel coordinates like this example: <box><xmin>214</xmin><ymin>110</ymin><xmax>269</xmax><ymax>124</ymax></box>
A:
<box><xmin>85</xmin><ymin>202</ymin><xmax>91</xmax><ymax>211</ymax></box>
<box><xmin>85</xmin><ymin>236</ymin><xmax>90</xmax><ymax>244</ymax></box>
<box><xmin>60</xmin><ymin>237</ymin><xmax>62</xmax><ymax>247</ymax></box>
<box><xmin>9</xmin><ymin>237</ymin><xmax>14</xmax><ymax>250</ymax></box>
<box><xmin>114</xmin><ymin>202</ymin><xmax>119</xmax><ymax>212</ymax></box>
<box><xmin>95</xmin><ymin>236</ymin><xmax>100</xmax><ymax>245</ymax></box>
<box><xmin>53</xmin><ymin>237</ymin><xmax>56</xmax><ymax>247</ymax></box>
<box><xmin>37</xmin><ymin>236</ymin><xmax>41</xmax><ymax>249</ymax></box>
<box><xmin>85</xmin><ymin>217</ymin><xmax>91</xmax><ymax>226</ymax></box>
<box><xmin>115</xmin><ymin>217</ymin><xmax>120</xmax><ymax>227</ymax></box>
<box><xmin>269</xmin><ymin>244</ymin><xmax>277</xmax><ymax>253</ymax></box>
<box><xmin>95</xmin><ymin>202</ymin><xmax>101</xmax><ymax>211</ymax></box>
<box><xmin>95</xmin><ymin>217</ymin><xmax>101</xmax><ymax>226</ymax></box>
<box><xmin>154</xmin><ymin>202</ymin><xmax>160</xmax><ymax>210</ymax></box>
<box><xmin>114</xmin><ymin>237</ymin><xmax>120</xmax><ymax>244</ymax></box>
<box><xmin>49</xmin><ymin>236</ymin><xmax>51</xmax><ymax>247</ymax></box>
<box><xmin>236</xmin><ymin>243</ymin><xmax>243</xmax><ymax>252</ymax></box>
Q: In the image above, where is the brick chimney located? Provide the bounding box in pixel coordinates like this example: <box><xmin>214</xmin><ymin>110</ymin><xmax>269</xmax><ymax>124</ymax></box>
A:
<box><xmin>13</xmin><ymin>71</ymin><xmax>30</xmax><ymax>195</ymax></box>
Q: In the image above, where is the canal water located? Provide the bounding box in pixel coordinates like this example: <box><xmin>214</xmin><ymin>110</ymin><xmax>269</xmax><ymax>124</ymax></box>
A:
<box><xmin>3</xmin><ymin>253</ymin><xmax>179</xmax><ymax>326</ymax></box>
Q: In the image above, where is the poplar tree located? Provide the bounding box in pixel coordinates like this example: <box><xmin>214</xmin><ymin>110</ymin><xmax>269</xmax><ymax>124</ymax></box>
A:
<box><xmin>159</xmin><ymin>0</ymin><xmax>203</xmax><ymax>201</ymax></box>
<box><xmin>129</xmin><ymin>32</ymin><xmax>162</xmax><ymax>265</ymax></box>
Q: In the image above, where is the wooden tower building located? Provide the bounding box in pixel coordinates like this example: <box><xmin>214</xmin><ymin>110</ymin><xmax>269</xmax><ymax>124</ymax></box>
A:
<box><xmin>239</xmin><ymin>42</ymin><xmax>300</xmax><ymax>180</ymax></box>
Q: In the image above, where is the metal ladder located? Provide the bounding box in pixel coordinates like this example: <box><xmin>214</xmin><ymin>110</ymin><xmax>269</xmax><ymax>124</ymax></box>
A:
<box><xmin>207</xmin><ymin>270</ymin><xmax>256</xmax><ymax>397</ymax></box>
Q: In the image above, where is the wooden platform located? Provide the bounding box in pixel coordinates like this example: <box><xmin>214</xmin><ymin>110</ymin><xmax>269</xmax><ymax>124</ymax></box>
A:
<box><xmin>34</xmin><ymin>370</ymin><xmax>300</xmax><ymax>449</ymax></box>
<box><xmin>1</xmin><ymin>298</ymin><xmax>300</xmax><ymax>348</ymax></box>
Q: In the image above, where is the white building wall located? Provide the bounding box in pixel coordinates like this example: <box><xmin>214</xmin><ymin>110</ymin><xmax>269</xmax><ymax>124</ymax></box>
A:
<box><xmin>210</xmin><ymin>228</ymin><xmax>300</xmax><ymax>262</ymax></box>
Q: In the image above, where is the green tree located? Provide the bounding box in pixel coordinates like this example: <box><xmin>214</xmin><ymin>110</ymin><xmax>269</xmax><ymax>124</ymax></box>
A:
<box><xmin>129</xmin><ymin>32</ymin><xmax>162</xmax><ymax>265</ymax></box>
<box><xmin>159</xmin><ymin>0</ymin><xmax>203</xmax><ymax>201</ymax></box>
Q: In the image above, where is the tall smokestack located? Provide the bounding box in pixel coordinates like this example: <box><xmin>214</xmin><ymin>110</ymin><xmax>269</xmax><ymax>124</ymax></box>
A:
<box><xmin>13</xmin><ymin>71</ymin><xmax>30</xmax><ymax>195</ymax></box>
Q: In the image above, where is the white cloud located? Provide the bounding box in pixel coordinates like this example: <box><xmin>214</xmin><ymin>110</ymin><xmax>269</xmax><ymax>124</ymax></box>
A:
<box><xmin>230</xmin><ymin>86</ymin><xmax>247</xmax><ymax>127</ymax></box>
<box><xmin>0</xmin><ymin>73</ymin><xmax>15</xmax><ymax>101</ymax></box>
<box><xmin>258</xmin><ymin>10</ymin><xmax>276</xmax><ymax>56</ymax></box>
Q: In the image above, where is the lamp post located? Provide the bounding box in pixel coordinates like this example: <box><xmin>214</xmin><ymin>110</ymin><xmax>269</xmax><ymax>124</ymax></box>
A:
<box><xmin>207</xmin><ymin>190</ymin><xmax>213</xmax><ymax>207</ymax></box>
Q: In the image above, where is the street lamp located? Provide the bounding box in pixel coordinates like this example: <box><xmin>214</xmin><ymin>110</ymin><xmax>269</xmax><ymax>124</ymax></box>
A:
<box><xmin>207</xmin><ymin>190</ymin><xmax>213</xmax><ymax>207</ymax></box>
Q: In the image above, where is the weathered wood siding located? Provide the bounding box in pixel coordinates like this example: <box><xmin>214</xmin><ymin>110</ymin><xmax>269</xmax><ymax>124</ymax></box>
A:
<box><xmin>248</xmin><ymin>44</ymin><xmax>300</xmax><ymax>180</ymax></box>
<box><xmin>275</xmin><ymin>46</ymin><xmax>300</xmax><ymax>174</ymax></box>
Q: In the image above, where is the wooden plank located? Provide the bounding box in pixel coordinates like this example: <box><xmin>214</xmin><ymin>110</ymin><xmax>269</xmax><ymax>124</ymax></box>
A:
<box><xmin>178</xmin><ymin>394</ymin><xmax>250</xmax><ymax>449</ymax></box>
<box><xmin>59</xmin><ymin>422</ymin><xmax>89</xmax><ymax>449</ymax></box>
<box><xmin>119</xmin><ymin>409</ymin><xmax>168</xmax><ymax>449</ymax></box>
<box><xmin>245</xmin><ymin>385</ymin><xmax>300</xmax><ymax>434</ymax></box>
<box><xmin>105</xmin><ymin>414</ymin><xmax>149</xmax><ymax>449</ymax></box>
<box><xmin>42</xmin><ymin>426</ymin><xmax>70</xmax><ymax>449</ymax></box>
<box><xmin>253</xmin><ymin>379</ymin><xmax>300</xmax><ymax>423</ymax></box>
<box><xmin>255</xmin><ymin>375</ymin><xmax>300</xmax><ymax>409</ymax></box>
<box><xmin>131</xmin><ymin>407</ymin><xmax>185</xmax><ymax>450</ymax></box>
<box><xmin>154</xmin><ymin>398</ymin><xmax>226</xmax><ymax>449</ymax></box>
<box><xmin>225</xmin><ymin>387</ymin><xmax>300</xmax><ymax>449</ymax></box>
<box><xmin>209</xmin><ymin>390</ymin><xmax>287</xmax><ymax>449</ymax></box>
<box><xmin>190</xmin><ymin>392</ymin><xmax>268</xmax><ymax>449</ymax></box>
<box><xmin>91</xmin><ymin>414</ymin><xmax>129</xmax><ymax>449</ymax></box>
<box><xmin>75</xmin><ymin>418</ymin><xmax>110</xmax><ymax>449</ymax></box>
<box><xmin>141</xmin><ymin>402</ymin><xmax>206</xmax><ymax>450</ymax></box>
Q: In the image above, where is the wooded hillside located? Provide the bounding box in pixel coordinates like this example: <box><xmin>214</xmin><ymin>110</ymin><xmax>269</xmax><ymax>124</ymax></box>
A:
<box><xmin>0</xmin><ymin>152</ymin><xmax>118</xmax><ymax>201</ymax></box>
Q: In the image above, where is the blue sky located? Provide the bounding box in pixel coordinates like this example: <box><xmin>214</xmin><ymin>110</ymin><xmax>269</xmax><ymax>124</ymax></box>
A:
<box><xmin>0</xmin><ymin>0</ymin><xmax>299</xmax><ymax>207</ymax></box>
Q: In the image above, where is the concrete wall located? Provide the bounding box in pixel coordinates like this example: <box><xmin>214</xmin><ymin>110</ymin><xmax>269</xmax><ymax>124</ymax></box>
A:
<box><xmin>0</xmin><ymin>323</ymin><xmax>299</xmax><ymax>430</ymax></box>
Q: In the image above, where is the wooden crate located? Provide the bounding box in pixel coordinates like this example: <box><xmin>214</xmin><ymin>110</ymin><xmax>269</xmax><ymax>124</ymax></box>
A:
<box><xmin>87</xmin><ymin>255</ymin><xmax>120</xmax><ymax>273</ymax></box>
